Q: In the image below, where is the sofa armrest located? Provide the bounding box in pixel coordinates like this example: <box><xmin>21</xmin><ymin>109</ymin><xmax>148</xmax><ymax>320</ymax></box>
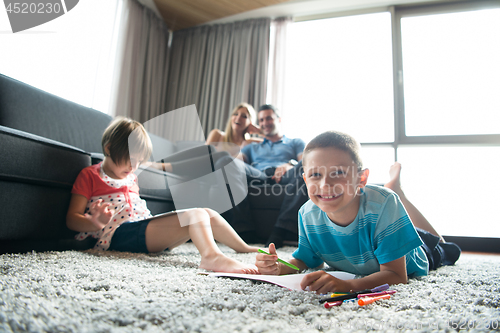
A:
<box><xmin>0</xmin><ymin>125</ymin><xmax>91</xmax><ymax>186</ymax></box>
<box><xmin>0</xmin><ymin>125</ymin><xmax>90</xmax><ymax>155</ymax></box>
<box><xmin>0</xmin><ymin>125</ymin><xmax>92</xmax><ymax>243</ymax></box>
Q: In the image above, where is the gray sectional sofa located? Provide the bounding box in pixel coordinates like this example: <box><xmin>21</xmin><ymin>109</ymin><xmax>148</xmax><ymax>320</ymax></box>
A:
<box><xmin>0</xmin><ymin>74</ymin><xmax>286</xmax><ymax>253</ymax></box>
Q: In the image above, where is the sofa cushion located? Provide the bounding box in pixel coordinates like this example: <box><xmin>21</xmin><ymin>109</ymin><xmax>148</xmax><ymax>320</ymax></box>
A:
<box><xmin>136</xmin><ymin>166</ymin><xmax>174</xmax><ymax>201</ymax></box>
<box><xmin>149</xmin><ymin>133</ymin><xmax>178</xmax><ymax>159</ymax></box>
<box><xmin>0</xmin><ymin>74</ymin><xmax>112</xmax><ymax>154</ymax></box>
<box><xmin>0</xmin><ymin>126</ymin><xmax>92</xmax><ymax>242</ymax></box>
<box><xmin>247</xmin><ymin>184</ymin><xmax>287</xmax><ymax>209</ymax></box>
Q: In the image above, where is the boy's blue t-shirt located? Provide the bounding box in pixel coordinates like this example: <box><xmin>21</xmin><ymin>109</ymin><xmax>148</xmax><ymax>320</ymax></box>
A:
<box><xmin>292</xmin><ymin>185</ymin><xmax>429</xmax><ymax>277</ymax></box>
<box><xmin>240</xmin><ymin>136</ymin><xmax>305</xmax><ymax>171</ymax></box>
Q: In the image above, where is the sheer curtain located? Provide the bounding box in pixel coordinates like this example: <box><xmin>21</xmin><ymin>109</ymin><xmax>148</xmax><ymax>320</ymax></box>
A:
<box><xmin>165</xmin><ymin>18</ymin><xmax>271</xmax><ymax>139</ymax></box>
<box><xmin>267</xmin><ymin>17</ymin><xmax>292</xmax><ymax>115</ymax></box>
<box><xmin>110</xmin><ymin>0</ymin><xmax>171</xmax><ymax>125</ymax></box>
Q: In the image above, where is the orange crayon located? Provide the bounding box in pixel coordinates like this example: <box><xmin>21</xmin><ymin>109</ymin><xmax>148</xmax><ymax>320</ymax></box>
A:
<box><xmin>358</xmin><ymin>294</ymin><xmax>391</xmax><ymax>306</ymax></box>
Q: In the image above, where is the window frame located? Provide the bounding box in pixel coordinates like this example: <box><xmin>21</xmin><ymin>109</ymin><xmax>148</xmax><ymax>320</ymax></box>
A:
<box><xmin>392</xmin><ymin>0</ymin><xmax>500</xmax><ymax>152</ymax></box>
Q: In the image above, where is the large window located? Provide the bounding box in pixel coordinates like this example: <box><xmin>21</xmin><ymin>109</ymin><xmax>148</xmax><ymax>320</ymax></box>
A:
<box><xmin>401</xmin><ymin>8</ymin><xmax>500</xmax><ymax>137</ymax></box>
<box><xmin>283</xmin><ymin>1</ymin><xmax>500</xmax><ymax>239</ymax></box>
<box><xmin>0</xmin><ymin>0</ymin><xmax>122</xmax><ymax>114</ymax></box>
<box><xmin>282</xmin><ymin>12</ymin><xmax>394</xmax><ymax>145</ymax></box>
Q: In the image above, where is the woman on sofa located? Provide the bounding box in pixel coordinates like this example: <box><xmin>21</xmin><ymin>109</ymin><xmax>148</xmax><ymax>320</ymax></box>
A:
<box><xmin>158</xmin><ymin>102</ymin><xmax>262</xmax><ymax>175</ymax></box>
<box><xmin>205</xmin><ymin>102</ymin><xmax>262</xmax><ymax>156</ymax></box>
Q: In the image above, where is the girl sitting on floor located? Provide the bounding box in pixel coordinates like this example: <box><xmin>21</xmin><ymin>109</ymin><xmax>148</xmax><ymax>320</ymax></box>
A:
<box><xmin>66</xmin><ymin>117</ymin><xmax>259</xmax><ymax>273</ymax></box>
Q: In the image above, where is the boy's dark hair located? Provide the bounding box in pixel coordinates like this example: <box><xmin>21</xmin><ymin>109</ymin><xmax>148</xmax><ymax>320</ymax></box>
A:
<box><xmin>258</xmin><ymin>104</ymin><xmax>280</xmax><ymax>118</ymax></box>
<box><xmin>303</xmin><ymin>131</ymin><xmax>363</xmax><ymax>170</ymax></box>
<box><xmin>101</xmin><ymin>117</ymin><xmax>152</xmax><ymax>166</ymax></box>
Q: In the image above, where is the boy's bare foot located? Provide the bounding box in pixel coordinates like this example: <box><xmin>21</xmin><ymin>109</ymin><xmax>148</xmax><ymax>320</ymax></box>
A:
<box><xmin>384</xmin><ymin>162</ymin><xmax>445</xmax><ymax>242</ymax></box>
<box><xmin>200</xmin><ymin>254</ymin><xmax>260</xmax><ymax>274</ymax></box>
<box><xmin>385</xmin><ymin>162</ymin><xmax>403</xmax><ymax>195</ymax></box>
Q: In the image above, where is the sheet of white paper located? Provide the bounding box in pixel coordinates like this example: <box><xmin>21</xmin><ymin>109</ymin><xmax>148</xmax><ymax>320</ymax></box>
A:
<box><xmin>204</xmin><ymin>271</ymin><xmax>355</xmax><ymax>291</ymax></box>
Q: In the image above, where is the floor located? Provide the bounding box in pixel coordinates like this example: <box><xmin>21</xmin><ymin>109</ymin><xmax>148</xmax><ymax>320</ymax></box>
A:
<box><xmin>462</xmin><ymin>251</ymin><xmax>500</xmax><ymax>256</ymax></box>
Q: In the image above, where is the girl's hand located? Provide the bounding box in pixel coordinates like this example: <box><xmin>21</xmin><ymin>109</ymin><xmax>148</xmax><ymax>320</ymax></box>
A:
<box><xmin>255</xmin><ymin>243</ymin><xmax>281</xmax><ymax>275</ymax></box>
<box><xmin>246</xmin><ymin>123</ymin><xmax>262</xmax><ymax>136</ymax></box>
<box><xmin>85</xmin><ymin>199</ymin><xmax>115</xmax><ymax>230</ymax></box>
<box><xmin>300</xmin><ymin>271</ymin><xmax>351</xmax><ymax>294</ymax></box>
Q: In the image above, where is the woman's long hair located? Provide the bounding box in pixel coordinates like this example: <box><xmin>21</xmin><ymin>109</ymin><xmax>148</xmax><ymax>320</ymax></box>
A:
<box><xmin>222</xmin><ymin>102</ymin><xmax>256</xmax><ymax>143</ymax></box>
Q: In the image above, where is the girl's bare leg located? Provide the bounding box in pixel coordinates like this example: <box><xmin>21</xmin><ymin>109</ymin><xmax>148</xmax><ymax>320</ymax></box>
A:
<box><xmin>204</xmin><ymin>208</ymin><xmax>259</xmax><ymax>253</ymax></box>
<box><xmin>385</xmin><ymin>162</ymin><xmax>445</xmax><ymax>242</ymax></box>
<box><xmin>144</xmin><ymin>209</ymin><xmax>258</xmax><ymax>273</ymax></box>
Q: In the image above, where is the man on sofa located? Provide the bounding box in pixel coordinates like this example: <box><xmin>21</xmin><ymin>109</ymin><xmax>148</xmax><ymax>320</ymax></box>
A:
<box><xmin>239</xmin><ymin>104</ymin><xmax>309</xmax><ymax>248</ymax></box>
<box><xmin>241</xmin><ymin>104</ymin><xmax>304</xmax><ymax>186</ymax></box>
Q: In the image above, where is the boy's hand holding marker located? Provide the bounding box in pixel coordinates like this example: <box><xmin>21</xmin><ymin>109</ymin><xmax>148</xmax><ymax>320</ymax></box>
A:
<box><xmin>256</xmin><ymin>244</ymin><xmax>349</xmax><ymax>294</ymax></box>
<box><xmin>256</xmin><ymin>243</ymin><xmax>306</xmax><ymax>275</ymax></box>
<box><xmin>255</xmin><ymin>243</ymin><xmax>283</xmax><ymax>275</ymax></box>
<box><xmin>257</xmin><ymin>249</ymin><xmax>300</xmax><ymax>271</ymax></box>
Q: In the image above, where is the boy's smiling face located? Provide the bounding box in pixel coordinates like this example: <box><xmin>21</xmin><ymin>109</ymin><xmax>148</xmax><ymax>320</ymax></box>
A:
<box><xmin>303</xmin><ymin>147</ymin><xmax>369</xmax><ymax>226</ymax></box>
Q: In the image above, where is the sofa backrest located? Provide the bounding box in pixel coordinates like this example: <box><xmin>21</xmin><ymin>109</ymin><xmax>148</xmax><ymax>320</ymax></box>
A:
<box><xmin>0</xmin><ymin>73</ymin><xmax>112</xmax><ymax>153</ymax></box>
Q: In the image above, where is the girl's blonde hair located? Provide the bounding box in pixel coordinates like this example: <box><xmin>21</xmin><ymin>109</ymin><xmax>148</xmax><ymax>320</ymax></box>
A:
<box><xmin>101</xmin><ymin>117</ymin><xmax>152</xmax><ymax>165</ymax></box>
<box><xmin>223</xmin><ymin>103</ymin><xmax>256</xmax><ymax>143</ymax></box>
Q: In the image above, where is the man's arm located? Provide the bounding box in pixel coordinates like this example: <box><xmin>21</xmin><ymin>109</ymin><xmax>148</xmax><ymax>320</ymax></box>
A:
<box><xmin>272</xmin><ymin>163</ymin><xmax>294</xmax><ymax>183</ymax></box>
<box><xmin>295</xmin><ymin>138</ymin><xmax>306</xmax><ymax>162</ymax></box>
<box><xmin>272</xmin><ymin>138</ymin><xmax>305</xmax><ymax>182</ymax></box>
<box><xmin>240</xmin><ymin>145</ymin><xmax>251</xmax><ymax>164</ymax></box>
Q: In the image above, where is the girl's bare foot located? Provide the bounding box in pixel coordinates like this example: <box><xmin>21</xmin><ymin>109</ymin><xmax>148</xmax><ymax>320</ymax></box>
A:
<box><xmin>235</xmin><ymin>245</ymin><xmax>260</xmax><ymax>254</ymax></box>
<box><xmin>385</xmin><ymin>162</ymin><xmax>403</xmax><ymax>195</ymax></box>
<box><xmin>200</xmin><ymin>253</ymin><xmax>260</xmax><ymax>274</ymax></box>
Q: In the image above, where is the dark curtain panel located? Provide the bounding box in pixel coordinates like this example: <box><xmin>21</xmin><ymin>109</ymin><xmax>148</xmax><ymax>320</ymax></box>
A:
<box><xmin>165</xmin><ymin>18</ymin><xmax>271</xmax><ymax>139</ymax></box>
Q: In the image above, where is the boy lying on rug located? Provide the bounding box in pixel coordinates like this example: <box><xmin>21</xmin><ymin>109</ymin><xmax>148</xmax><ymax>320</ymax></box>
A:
<box><xmin>66</xmin><ymin>117</ymin><xmax>259</xmax><ymax>274</ymax></box>
<box><xmin>256</xmin><ymin>131</ymin><xmax>461</xmax><ymax>293</ymax></box>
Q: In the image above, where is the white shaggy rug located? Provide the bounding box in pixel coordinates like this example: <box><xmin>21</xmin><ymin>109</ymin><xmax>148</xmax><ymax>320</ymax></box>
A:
<box><xmin>1</xmin><ymin>244</ymin><xmax>499</xmax><ymax>332</ymax></box>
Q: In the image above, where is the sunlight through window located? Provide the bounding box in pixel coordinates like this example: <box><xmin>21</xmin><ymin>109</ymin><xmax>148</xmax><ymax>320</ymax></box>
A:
<box><xmin>402</xmin><ymin>9</ymin><xmax>500</xmax><ymax>136</ymax></box>
<box><xmin>0</xmin><ymin>0</ymin><xmax>121</xmax><ymax>114</ymax></box>
<box><xmin>282</xmin><ymin>12</ymin><xmax>394</xmax><ymax>145</ymax></box>
<box><xmin>398</xmin><ymin>146</ymin><xmax>500</xmax><ymax>237</ymax></box>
